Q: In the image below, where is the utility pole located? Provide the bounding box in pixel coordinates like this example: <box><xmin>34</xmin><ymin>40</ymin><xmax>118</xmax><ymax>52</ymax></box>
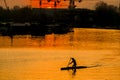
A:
<box><xmin>68</xmin><ymin>0</ymin><xmax>82</xmax><ymax>9</ymax></box>
<box><xmin>69</xmin><ymin>0</ymin><xmax>75</xmax><ymax>9</ymax></box>
<box><xmin>39</xmin><ymin>0</ymin><xmax>42</xmax><ymax>8</ymax></box>
<box><xmin>3</xmin><ymin>0</ymin><xmax>9</xmax><ymax>10</ymax></box>
<box><xmin>118</xmin><ymin>0</ymin><xmax>120</xmax><ymax>11</ymax></box>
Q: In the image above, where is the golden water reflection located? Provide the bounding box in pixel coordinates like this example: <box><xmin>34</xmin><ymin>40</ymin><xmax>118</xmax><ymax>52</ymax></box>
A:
<box><xmin>0</xmin><ymin>28</ymin><xmax>120</xmax><ymax>80</ymax></box>
<box><xmin>0</xmin><ymin>49</ymin><xmax>120</xmax><ymax>80</ymax></box>
<box><xmin>0</xmin><ymin>28</ymin><xmax>120</xmax><ymax>50</ymax></box>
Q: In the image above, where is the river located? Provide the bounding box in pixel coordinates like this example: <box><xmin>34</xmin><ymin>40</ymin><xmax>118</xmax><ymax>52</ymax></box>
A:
<box><xmin>0</xmin><ymin>28</ymin><xmax>120</xmax><ymax>80</ymax></box>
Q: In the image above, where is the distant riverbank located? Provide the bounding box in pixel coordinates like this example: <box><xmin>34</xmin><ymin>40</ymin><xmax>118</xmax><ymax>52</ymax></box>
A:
<box><xmin>0</xmin><ymin>7</ymin><xmax>120</xmax><ymax>30</ymax></box>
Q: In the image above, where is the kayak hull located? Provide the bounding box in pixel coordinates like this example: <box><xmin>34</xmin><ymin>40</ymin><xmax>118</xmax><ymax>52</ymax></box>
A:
<box><xmin>61</xmin><ymin>66</ymin><xmax>87</xmax><ymax>70</ymax></box>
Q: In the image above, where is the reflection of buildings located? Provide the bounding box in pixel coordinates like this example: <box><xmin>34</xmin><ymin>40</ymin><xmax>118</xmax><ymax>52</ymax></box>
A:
<box><xmin>45</xmin><ymin>34</ymin><xmax>55</xmax><ymax>47</ymax></box>
<box><xmin>1</xmin><ymin>28</ymin><xmax>119</xmax><ymax>49</ymax></box>
<box><xmin>44</xmin><ymin>33</ymin><xmax>74</xmax><ymax>48</ymax></box>
<box><xmin>0</xmin><ymin>33</ymin><xmax>74</xmax><ymax>48</ymax></box>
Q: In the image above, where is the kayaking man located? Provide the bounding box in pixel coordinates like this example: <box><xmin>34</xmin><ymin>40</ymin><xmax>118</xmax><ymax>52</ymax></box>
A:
<box><xmin>68</xmin><ymin>58</ymin><xmax>77</xmax><ymax>69</ymax></box>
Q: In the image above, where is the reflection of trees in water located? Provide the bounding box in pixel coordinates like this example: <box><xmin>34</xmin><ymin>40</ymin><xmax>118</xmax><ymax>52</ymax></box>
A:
<box><xmin>0</xmin><ymin>23</ymin><xmax>73</xmax><ymax>36</ymax></box>
<box><xmin>0</xmin><ymin>28</ymin><xmax>119</xmax><ymax>49</ymax></box>
<box><xmin>9</xmin><ymin>35</ymin><xmax>13</xmax><ymax>47</ymax></box>
<box><xmin>7</xmin><ymin>31</ymin><xmax>74</xmax><ymax>47</ymax></box>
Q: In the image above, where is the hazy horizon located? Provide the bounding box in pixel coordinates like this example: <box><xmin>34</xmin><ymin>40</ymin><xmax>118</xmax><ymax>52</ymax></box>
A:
<box><xmin>0</xmin><ymin>0</ymin><xmax>119</xmax><ymax>9</ymax></box>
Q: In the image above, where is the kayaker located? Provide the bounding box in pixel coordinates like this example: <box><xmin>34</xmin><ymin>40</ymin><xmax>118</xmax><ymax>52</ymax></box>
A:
<box><xmin>68</xmin><ymin>58</ymin><xmax>77</xmax><ymax>69</ymax></box>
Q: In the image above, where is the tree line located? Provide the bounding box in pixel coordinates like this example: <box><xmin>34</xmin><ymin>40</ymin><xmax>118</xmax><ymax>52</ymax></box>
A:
<box><xmin>0</xmin><ymin>1</ymin><xmax>120</xmax><ymax>29</ymax></box>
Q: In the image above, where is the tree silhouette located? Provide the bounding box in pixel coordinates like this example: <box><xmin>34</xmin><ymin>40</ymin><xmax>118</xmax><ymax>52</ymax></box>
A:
<box><xmin>95</xmin><ymin>1</ymin><xmax>120</xmax><ymax>27</ymax></box>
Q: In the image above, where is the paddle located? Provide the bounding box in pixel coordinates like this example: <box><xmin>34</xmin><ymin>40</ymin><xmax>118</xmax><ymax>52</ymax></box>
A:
<box><xmin>67</xmin><ymin>58</ymin><xmax>71</xmax><ymax>67</ymax></box>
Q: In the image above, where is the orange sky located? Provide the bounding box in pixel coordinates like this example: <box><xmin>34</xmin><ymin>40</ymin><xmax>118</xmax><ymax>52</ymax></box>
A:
<box><xmin>31</xmin><ymin>0</ymin><xmax>70</xmax><ymax>8</ymax></box>
<box><xmin>0</xmin><ymin>0</ymin><xmax>119</xmax><ymax>9</ymax></box>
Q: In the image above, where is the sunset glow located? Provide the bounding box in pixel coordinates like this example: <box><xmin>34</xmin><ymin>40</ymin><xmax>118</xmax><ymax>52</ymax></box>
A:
<box><xmin>0</xmin><ymin>0</ymin><xmax>119</xmax><ymax>9</ymax></box>
<box><xmin>31</xmin><ymin>0</ymin><xmax>68</xmax><ymax>8</ymax></box>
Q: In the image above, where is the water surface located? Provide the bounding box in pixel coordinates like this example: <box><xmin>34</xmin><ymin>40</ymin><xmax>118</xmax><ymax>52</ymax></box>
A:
<box><xmin>0</xmin><ymin>28</ymin><xmax>120</xmax><ymax>80</ymax></box>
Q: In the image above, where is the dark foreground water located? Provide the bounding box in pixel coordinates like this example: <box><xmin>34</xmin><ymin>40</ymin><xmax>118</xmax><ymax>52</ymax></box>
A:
<box><xmin>0</xmin><ymin>28</ymin><xmax>120</xmax><ymax>80</ymax></box>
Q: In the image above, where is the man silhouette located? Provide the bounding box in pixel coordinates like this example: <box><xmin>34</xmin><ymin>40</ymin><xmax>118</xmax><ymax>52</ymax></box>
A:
<box><xmin>68</xmin><ymin>58</ymin><xmax>77</xmax><ymax>69</ymax></box>
<box><xmin>68</xmin><ymin>58</ymin><xmax>77</xmax><ymax>75</ymax></box>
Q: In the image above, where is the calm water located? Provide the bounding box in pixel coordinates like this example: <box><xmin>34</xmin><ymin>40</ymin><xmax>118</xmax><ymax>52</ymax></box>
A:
<box><xmin>0</xmin><ymin>28</ymin><xmax>120</xmax><ymax>80</ymax></box>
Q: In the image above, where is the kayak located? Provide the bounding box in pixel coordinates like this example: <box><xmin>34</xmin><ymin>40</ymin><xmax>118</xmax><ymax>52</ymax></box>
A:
<box><xmin>61</xmin><ymin>66</ymin><xmax>88</xmax><ymax>70</ymax></box>
<box><xmin>61</xmin><ymin>64</ymin><xmax>100</xmax><ymax>70</ymax></box>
